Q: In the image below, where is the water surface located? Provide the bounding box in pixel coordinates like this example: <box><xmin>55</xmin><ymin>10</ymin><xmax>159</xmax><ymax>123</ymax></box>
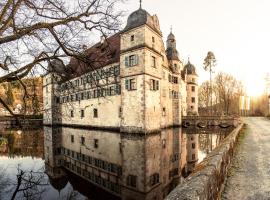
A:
<box><xmin>0</xmin><ymin>126</ymin><xmax>232</xmax><ymax>200</ymax></box>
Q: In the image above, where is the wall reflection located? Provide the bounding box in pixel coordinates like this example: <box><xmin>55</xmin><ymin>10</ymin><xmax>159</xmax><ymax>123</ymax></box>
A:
<box><xmin>44</xmin><ymin>126</ymin><xmax>232</xmax><ymax>200</ymax></box>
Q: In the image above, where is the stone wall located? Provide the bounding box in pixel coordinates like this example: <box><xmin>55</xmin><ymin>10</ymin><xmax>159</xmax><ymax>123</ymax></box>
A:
<box><xmin>165</xmin><ymin>123</ymin><xmax>244</xmax><ymax>200</ymax></box>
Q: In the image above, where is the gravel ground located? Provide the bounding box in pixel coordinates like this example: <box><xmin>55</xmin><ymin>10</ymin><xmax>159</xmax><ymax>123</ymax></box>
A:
<box><xmin>222</xmin><ymin>117</ymin><xmax>270</xmax><ymax>200</ymax></box>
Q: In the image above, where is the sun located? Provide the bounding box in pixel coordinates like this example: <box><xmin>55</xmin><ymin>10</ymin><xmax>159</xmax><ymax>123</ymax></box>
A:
<box><xmin>245</xmin><ymin>80</ymin><xmax>265</xmax><ymax>97</ymax></box>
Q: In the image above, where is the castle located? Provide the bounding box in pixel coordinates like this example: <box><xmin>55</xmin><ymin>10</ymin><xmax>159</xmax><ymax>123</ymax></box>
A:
<box><xmin>43</xmin><ymin>6</ymin><xmax>198</xmax><ymax>133</ymax></box>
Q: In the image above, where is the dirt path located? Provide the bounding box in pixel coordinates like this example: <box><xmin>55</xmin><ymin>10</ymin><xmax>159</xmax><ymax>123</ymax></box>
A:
<box><xmin>222</xmin><ymin>117</ymin><xmax>270</xmax><ymax>200</ymax></box>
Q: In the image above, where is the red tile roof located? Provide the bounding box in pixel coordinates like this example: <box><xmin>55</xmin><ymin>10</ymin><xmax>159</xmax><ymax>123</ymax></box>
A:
<box><xmin>66</xmin><ymin>33</ymin><xmax>120</xmax><ymax>80</ymax></box>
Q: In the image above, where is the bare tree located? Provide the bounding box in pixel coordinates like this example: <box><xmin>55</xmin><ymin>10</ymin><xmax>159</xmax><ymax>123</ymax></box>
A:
<box><xmin>198</xmin><ymin>81</ymin><xmax>211</xmax><ymax>114</ymax></box>
<box><xmin>199</xmin><ymin>72</ymin><xmax>244</xmax><ymax>116</ymax></box>
<box><xmin>214</xmin><ymin>72</ymin><xmax>242</xmax><ymax>115</ymax></box>
<box><xmin>0</xmin><ymin>0</ymin><xmax>124</xmax><ymax>116</ymax></box>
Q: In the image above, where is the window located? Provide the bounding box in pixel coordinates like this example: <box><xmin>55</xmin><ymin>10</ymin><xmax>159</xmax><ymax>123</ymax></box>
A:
<box><xmin>93</xmin><ymin>109</ymin><xmax>98</xmax><ymax>118</ymax></box>
<box><xmin>192</xmin><ymin>86</ymin><xmax>195</xmax><ymax>92</ymax></box>
<box><xmin>192</xmin><ymin>143</ymin><xmax>195</xmax><ymax>149</ymax></box>
<box><xmin>173</xmin><ymin>76</ymin><xmax>178</xmax><ymax>84</ymax></box>
<box><xmin>192</xmin><ymin>154</ymin><xmax>196</xmax><ymax>160</ymax></box>
<box><xmin>174</xmin><ymin>64</ymin><xmax>177</xmax><ymax>70</ymax></box>
<box><xmin>81</xmin><ymin>110</ymin><xmax>85</xmax><ymax>118</ymax></box>
<box><xmin>150</xmin><ymin>173</ymin><xmax>159</xmax><ymax>186</ymax></box>
<box><xmin>125</xmin><ymin>55</ymin><xmax>138</xmax><ymax>67</ymax></box>
<box><xmin>191</xmin><ymin>97</ymin><xmax>195</xmax><ymax>103</ymax></box>
<box><xmin>94</xmin><ymin>139</ymin><xmax>99</xmax><ymax>148</ymax></box>
<box><xmin>125</xmin><ymin>78</ymin><xmax>136</xmax><ymax>90</ymax></box>
<box><xmin>119</xmin><ymin>107</ymin><xmax>122</xmax><ymax>118</ymax></box>
<box><xmin>152</xmin><ymin>36</ymin><xmax>155</xmax><ymax>43</ymax></box>
<box><xmin>71</xmin><ymin>110</ymin><xmax>74</xmax><ymax>118</ymax></box>
<box><xmin>119</xmin><ymin>143</ymin><xmax>122</xmax><ymax>153</ymax></box>
<box><xmin>150</xmin><ymin>79</ymin><xmax>159</xmax><ymax>91</ymax></box>
<box><xmin>151</xmin><ymin>56</ymin><xmax>156</xmax><ymax>68</ymax></box>
<box><xmin>71</xmin><ymin>135</ymin><xmax>74</xmax><ymax>143</ymax></box>
<box><xmin>81</xmin><ymin>137</ymin><xmax>85</xmax><ymax>145</ymax></box>
<box><xmin>131</xmin><ymin>35</ymin><xmax>134</xmax><ymax>41</ymax></box>
<box><xmin>162</xmin><ymin>107</ymin><xmax>166</xmax><ymax>116</ymax></box>
<box><xmin>127</xmin><ymin>175</ymin><xmax>137</xmax><ymax>188</ymax></box>
<box><xmin>162</xmin><ymin>139</ymin><xmax>166</xmax><ymax>148</ymax></box>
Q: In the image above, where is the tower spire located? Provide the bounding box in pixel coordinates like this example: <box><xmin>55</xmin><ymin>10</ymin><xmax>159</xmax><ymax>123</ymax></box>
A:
<box><xmin>140</xmin><ymin>0</ymin><xmax>142</xmax><ymax>9</ymax></box>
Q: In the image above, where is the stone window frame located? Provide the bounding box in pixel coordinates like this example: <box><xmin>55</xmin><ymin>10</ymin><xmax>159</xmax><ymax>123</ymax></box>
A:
<box><xmin>162</xmin><ymin>107</ymin><xmax>166</xmax><ymax>116</ymax></box>
<box><xmin>152</xmin><ymin>36</ymin><xmax>155</xmax><ymax>43</ymax></box>
<box><xmin>127</xmin><ymin>175</ymin><xmax>137</xmax><ymax>188</ymax></box>
<box><xmin>150</xmin><ymin>79</ymin><xmax>159</xmax><ymax>91</ymax></box>
<box><xmin>130</xmin><ymin>35</ymin><xmax>135</xmax><ymax>41</ymax></box>
<box><xmin>125</xmin><ymin>55</ymin><xmax>139</xmax><ymax>67</ymax></box>
<box><xmin>150</xmin><ymin>173</ymin><xmax>159</xmax><ymax>186</ymax></box>
<box><xmin>151</xmin><ymin>56</ymin><xmax>156</xmax><ymax>68</ymax></box>
<box><xmin>71</xmin><ymin>135</ymin><xmax>74</xmax><ymax>143</ymax></box>
<box><xmin>125</xmin><ymin>78</ymin><xmax>137</xmax><ymax>91</ymax></box>
<box><xmin>93</xmin><ymin>108</ymin><xmax>98</xmax><ymax>118</ymax></box>
<box><xmin>81</xmin><ymin>136</ymin><xmax>85</xmax><ymax>145</ymax></box>
<box><xmin>94</xmin><ymin>139</ymin><xmax>99</xmax><ymax>148</ymax></box>
<box><xmin>70</xmin><ymin>110</ymin><xmax>74</xmax><ymax>118</ymax></box>
<box><xmin>81</xmin><ymin>109</ymin><xmax>85</xmax><ymax>118</ymax></box>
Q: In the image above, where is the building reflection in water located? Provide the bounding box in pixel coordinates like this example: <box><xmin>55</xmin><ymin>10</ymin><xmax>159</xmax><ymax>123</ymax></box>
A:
<box><xmin>44</xmin><ymin>126</ymin><xmax>232</xmax><ymax>200</ymax></box>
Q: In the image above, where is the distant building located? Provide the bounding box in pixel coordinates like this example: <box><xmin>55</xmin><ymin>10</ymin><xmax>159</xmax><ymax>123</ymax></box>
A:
<box><xmin>43</xmin><ymin>6</ymin><xmax>199</xmax><ymax>133</ymax></box>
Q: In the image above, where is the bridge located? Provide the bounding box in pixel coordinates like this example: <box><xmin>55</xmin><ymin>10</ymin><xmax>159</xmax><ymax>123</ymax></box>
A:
<box><xmin>182</xmin><ymin>115</ymin><xmax>241</xmax><ymax>128</ymax></box>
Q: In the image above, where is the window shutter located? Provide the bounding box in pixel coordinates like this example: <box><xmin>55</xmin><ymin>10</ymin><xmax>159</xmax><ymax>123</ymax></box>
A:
<box><xmin>135</xmin><ymin>55</ymin><xmax>139</xmax><ymax>65</ymax></box>
<box><xmin>125</xmin><ymin>79</ymin><xmax>129</xmax><ymax>90</ymax></box>
<box><xmin>125</xmin><ymin>57</ymin><xmax>129</xmax><ymax>67</ymax></box>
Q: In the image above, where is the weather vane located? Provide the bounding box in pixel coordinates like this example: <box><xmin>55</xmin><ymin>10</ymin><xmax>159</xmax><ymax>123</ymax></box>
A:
<box><xmin>170</xmin><ymin>25</ymin><xmax>172</xmax><ymax>33</ymax></box>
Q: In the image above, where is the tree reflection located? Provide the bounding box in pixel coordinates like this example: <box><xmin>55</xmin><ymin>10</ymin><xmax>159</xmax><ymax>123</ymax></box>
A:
<box><xmin>0</xmin><ymin>167</ymin><xmax>11</xmax><ymax>199</ymax></box>
<box><xmin>0</xmin><ymin>165</ymin><xmax>49</xmax><ymax>200</ymax></box>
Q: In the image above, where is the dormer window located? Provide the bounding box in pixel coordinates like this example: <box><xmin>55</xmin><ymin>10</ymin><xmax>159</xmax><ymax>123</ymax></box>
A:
<box><xmin>131</xmin><ymin>35</ymin><xmax>134</xmax><ymax>41</ymax></box>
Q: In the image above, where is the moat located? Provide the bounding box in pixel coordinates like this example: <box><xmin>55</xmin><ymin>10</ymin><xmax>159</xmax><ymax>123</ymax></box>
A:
<box><xmin>0</xmin><ymin>126</ymin><xmax>233</xmax><ymax>200</ymax></box>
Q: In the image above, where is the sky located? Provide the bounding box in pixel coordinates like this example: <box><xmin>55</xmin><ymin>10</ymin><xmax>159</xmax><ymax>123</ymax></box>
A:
<box><xmin>121</xmin><ymin>0</ymin><xmax>270</xmax><ymax>96</ymax></box>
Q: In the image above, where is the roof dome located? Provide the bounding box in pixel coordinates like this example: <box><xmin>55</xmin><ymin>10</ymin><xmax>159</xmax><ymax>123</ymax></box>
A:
<box><xmin>184</xmin><ymin>61</ymin><xmax>197</xmax><ymax>75</ymax></box>
<box><xmin>166</xmin><ymin>31</ymin><xmax>179</xmax><ymax>60</ymax></box>
<box><xmin>167</xmin><ymin>32</ymin><xmax>175</xmax><ymax>40</ymax></box>
<box><xmin>123</xmin><ymin>8</ymin><xmax>161</xmax><ymax>34</ymax></box>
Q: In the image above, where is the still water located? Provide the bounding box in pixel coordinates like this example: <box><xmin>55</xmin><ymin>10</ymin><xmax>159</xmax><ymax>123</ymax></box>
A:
<box><xmin>0</xmin><ymin>126</ymin><xmax>233</xmax><ymax>200</ymax></box>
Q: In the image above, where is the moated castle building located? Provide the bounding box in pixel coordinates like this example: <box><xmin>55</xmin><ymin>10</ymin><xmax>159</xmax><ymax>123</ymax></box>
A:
<box><xmin>43</xmin><ymin>7</ymin><xmax>199</xmax><ymax>133</ymax></box>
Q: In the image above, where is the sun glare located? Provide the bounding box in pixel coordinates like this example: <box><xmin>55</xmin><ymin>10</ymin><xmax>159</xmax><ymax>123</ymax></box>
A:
<box><xmin>245</xmin><ymin>80</ymin><xmax>265</xmax><ymax>97</ymax></box>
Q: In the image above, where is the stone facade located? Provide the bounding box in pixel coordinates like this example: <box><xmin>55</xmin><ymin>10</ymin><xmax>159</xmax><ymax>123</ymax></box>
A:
<box><xmin>42</xmin><ymin>7</ymin><xmax>199</xmax><ymax>133</ymax></box>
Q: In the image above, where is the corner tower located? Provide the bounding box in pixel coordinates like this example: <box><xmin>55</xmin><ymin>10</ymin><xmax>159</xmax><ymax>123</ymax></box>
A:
<box><xmin>184</xmin><ymin>60</ymin><xmax>198</xmax><ymax>115</ymax></box>
<box><xmin>120</xmin><ymin>7</ymin><xmax>163</xmax><ymax>133</ymax></box>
